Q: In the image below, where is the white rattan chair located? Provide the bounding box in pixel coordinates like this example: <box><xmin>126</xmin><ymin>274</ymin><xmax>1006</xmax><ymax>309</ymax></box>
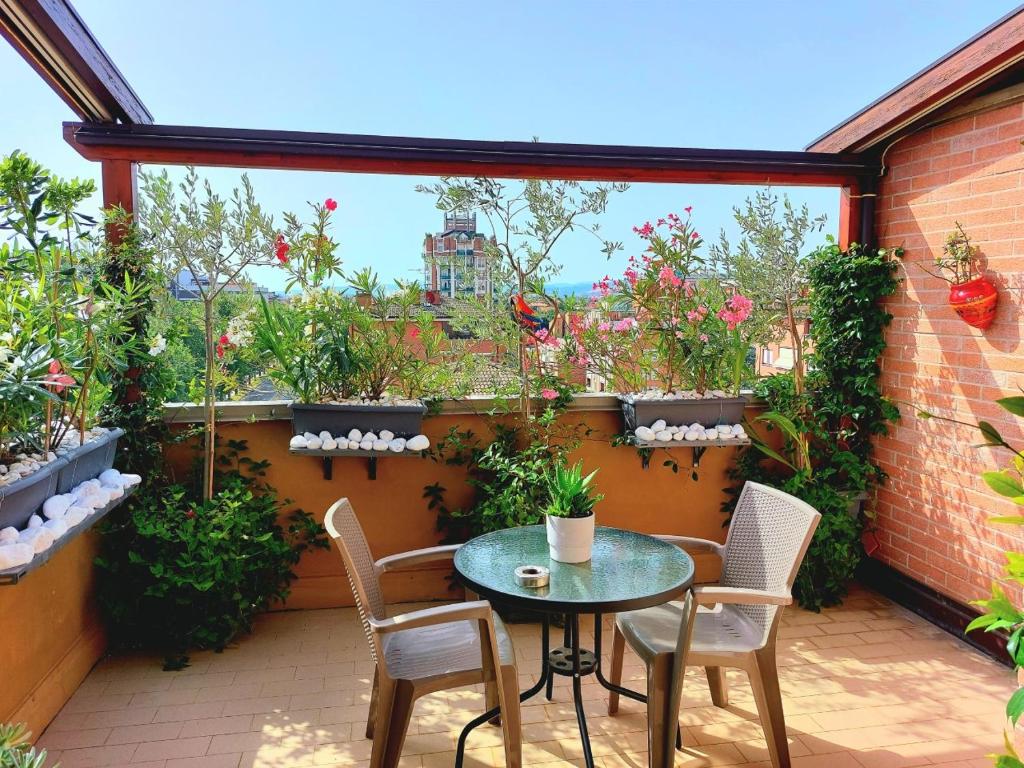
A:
<box><xmin>607</xmin><ymin>482</ymin><xmax>821</xmax><ymax>768</ymax></box>
<box><xmin>325</xmin><ymin>498</ymin><xmax>521</xmax><ymax>768</ymax></box>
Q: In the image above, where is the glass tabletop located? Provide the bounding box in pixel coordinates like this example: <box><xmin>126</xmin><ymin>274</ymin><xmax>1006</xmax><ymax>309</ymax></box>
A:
<box><xmin>454</xmin><ymin>525</ymin><xmax>695</xmax><ymax>613</ymax></box>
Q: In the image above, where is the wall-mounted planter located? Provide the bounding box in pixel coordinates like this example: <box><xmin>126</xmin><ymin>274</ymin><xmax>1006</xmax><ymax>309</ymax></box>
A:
<box><xmin>291</xmin><ymin>402</ymin><xmax>427</xmax><ymax>438</ymax></box>
<box><xmin>0</xmin><ymin>458</ymin><xmax>67</xmax><ymax>532</ymax></box>
<box><xmin>619</xmin><ymin>394</ymin><xmax>747</xmax><ymax>433</ymax></box>
<box><xmin>949</xmin><ymin>276</ymin><xmax>998</xmax><ymax>329</ymax></box>
<box><xmin>56</xmin><ymin>428</ymin><xmax>124</xmax><ymax>494</ymax></box>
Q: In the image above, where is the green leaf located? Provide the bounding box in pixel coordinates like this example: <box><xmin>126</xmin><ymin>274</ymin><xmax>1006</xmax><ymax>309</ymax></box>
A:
<box><xmin>983</xmin><ymin>471</ymin><xmax>1024</xmax><ymax>499</ymax></box>
<box><xmin>998</xmin><ymin>397</ymin><xmax>1024</xmax><ymax>417</ymax></box>
<box><xmin>1007</xmin><ymin>687</ymin><xmax>1024</xmax><ymax>726</ymax></box>
<box><xmin>980</xmin><ymin>421</ymin><xmax>1006</xmax><ymax>447</ymax></box>
<box><xmin>990</xmin><ymin>516</ymin><xmax>1024</xmax><ymax>525</ymax></box>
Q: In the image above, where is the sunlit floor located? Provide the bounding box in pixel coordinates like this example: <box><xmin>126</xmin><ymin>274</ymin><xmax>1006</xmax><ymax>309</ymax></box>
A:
<box><xmin>39</xmin><ymin>585</ymin><xmax>1011</xmax><ymax>768</ymax></box>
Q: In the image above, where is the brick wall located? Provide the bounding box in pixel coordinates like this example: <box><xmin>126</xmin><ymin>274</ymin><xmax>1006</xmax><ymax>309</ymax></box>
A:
<box><xmin>874</xmin><ymin>96</ymin><xmax>1024</xmax><ymax>605</ymax></box>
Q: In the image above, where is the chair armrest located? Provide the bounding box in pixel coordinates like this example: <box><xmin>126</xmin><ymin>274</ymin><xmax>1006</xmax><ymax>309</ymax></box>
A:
<box><xmin>369</xmin><ymin>600</ymin><xmax>492</xmax><ymax>635</ymax></box>
<box><xmin>374</xmin><ymin>544</ymin><xmax>460</xmax><ymax>574</ymax></box>
<box><xmin>693</xmin><ymin>585</ymin><xmax>791</xmax><ymax>606</ymax></box>
<box><xmin>654</xmin><ymin>535</ymin><xmax>725</xmax><ymax>558</ymax></box>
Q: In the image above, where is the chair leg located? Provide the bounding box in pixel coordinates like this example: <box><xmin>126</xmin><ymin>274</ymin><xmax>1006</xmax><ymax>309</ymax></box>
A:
<box><xmin>607</xmin><ymin>623</ymin><xmax>626</xmax><ymax>715</ymax></box>
<box><xmin>382</xmin><ymin>680</ymin><xmax>416</xmax><ymax>768</ymax></box>
<box><xmin>497</xmin><ymin>664</ymin><xmax>522</xmax><ymax>768</ymax></box>
<box><xmin>485</xmin><ymin>679</ymin><xmax>501</xmax><ymax>726</ymax></box>
<box><xmin>706</xmin><ymin>666</ymin><xmax>729</xmax><ymax>708</ymax></box>
<box><xmin>749</xmin><ymin>650</ymin><xmax>789</xmax><ymax>768</ymax></box>
<box><xmin>646</xmin><ymin>654</ymin><xmax>675</xmax><ymax>768</ymax></box>
<box><xmin>368</xmin><ymin>676</ymin><xmax>395</xmax><ymax>768</ymax></box>
<box><xmin>366</xmin><ymin>667</ymin><xmax>379</xmax><ymax>740</ymax></box>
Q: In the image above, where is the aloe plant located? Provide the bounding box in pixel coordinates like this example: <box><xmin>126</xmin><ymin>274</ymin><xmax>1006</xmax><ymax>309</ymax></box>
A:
<box><xmin>0</xmin><ymin>723</ymin><xmax>57</xmax><ymax>768</ymax></box>
<box><xmin>545</xmin><ymin>460</ymin><xmax>603</xmax><ymax>519</ymax></box>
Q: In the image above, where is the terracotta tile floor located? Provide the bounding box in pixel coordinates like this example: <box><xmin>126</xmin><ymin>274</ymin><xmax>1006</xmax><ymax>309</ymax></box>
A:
<box><xmin>40</xmin><ymin>585</ymin><xmax>1012</xmax><ymax>768</ymax></box>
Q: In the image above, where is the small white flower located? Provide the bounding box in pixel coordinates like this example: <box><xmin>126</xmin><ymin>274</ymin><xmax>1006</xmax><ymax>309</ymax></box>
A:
<box><xmin>148</xmin><ymin>334</ymin><xmax>167</xmax><ymax>356</ymax></box>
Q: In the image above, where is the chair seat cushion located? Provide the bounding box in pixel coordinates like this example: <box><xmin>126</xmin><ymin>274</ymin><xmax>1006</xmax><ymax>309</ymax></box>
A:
<box><xmin>616</xmin><ymin>600</ymin><xmax>764</xmax><ymax>660</ymax></box>
<box><xmin>383</xmin><ymin>611</ymin><xmax>515</xmax><ymax>680</ymax></box>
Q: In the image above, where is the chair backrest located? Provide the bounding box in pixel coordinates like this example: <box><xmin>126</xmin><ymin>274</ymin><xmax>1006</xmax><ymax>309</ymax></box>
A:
<box><xmin>720</xmin><ymin>481</ymin><xmax>821</xmax><ymax>646</ymax></box>
<box><xmin>324</xmin><ymin>498</ymin><xmax>386</xmax><ymax>664</ymax></box>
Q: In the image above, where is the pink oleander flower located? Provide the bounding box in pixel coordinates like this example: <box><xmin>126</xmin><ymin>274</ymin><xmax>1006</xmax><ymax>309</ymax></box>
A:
<box><xmin>686</xmin><ymin>306</ymin><xmax>708</xmax><ymax>323</ymax></box>
<box><xmin>275</xmin><ymin>234</ymin><xmax>290</xmax><ymax>263</ymax></box>
<box><xmin>324</xmin><ymin>198</ymin><xmax>338</xmax><ymax>211</ymax></box>
<box><xmin>598</xmin><ymin>321</ymin><xmax>611</xmax><ymax>332</ymax></box>
<box><xmin>691</xmin><ymin>231</ymin><xmax>699</xmax><ymax>240</ymax></box>
<box><xmin>717</xmin><ymin>294</ymin><xmax>753</xmax><ymax>330</ymax></box>
<box><xmin>540</xmin><ymin>388</ymin><xmax>558</xmax><ymax>401</ymax></box>
<box><xmin>658</xmin><ymin>265</ymin><xmax>682</xmax><ymax>289</ymax></box>
<box><xmin>612</xmin><ymin>317</ymin><xmax>638</xmax><ymax>332</ymax></box>
<box><xmin>684</xmin><ymin>206</ymin><xmax>692</xmax><ymax>214</ymax></box>
<box><xmin>409</xmin><ymin>326</ymin><xmax>421</xmax><ymax>339</ymax></box>
<box><xmin>632</xmin><ymin>221</ymin><xmax>655</xmax><ymax>239</ymax></box>
<box><xmin>699</xmin><ymin>333</ymin><xmax>709</xmax><ymax>343</ymax></box>
<box><xmin>44</xmin><ymin>360</ymin><xmax>75</xmax><ymax>393</ymax></box>
<box><xmin>624</xmin><ymin>266</ymin><xmax>639</xmax><ymax>286</ymax></box>
<box><xmin>684</xmin><ymin>280</ymin><xmax>695</xmax><ymax>298</ymax></box>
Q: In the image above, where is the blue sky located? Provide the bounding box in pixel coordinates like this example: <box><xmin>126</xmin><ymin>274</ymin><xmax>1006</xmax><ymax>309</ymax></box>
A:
<box><xmin>3</xmin><ymin>0</ymin><xmax>1018</xmax><ymax>290</ymax></box>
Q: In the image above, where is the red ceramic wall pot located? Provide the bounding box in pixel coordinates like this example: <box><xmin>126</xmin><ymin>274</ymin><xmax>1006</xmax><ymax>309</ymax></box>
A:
<box><xmin>948</xmin><ymin>276</ymin><xmax>998</xmax><ymax>329</ymax></box>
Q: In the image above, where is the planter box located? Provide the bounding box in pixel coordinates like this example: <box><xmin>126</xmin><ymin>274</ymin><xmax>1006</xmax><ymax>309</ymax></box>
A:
<box><xmin>619</xmin><ymin>395</ymin><xmax>747</xmax><ymax>433</ymax></box>
<box><xmin>0</xmin><ymin>457</ymin><xmax>68</xmax><ymax>532</ymax></box>
<box><xmin>291</xmin><ymin>402</ymin><xmax>427</xmax><ymax>438</ymax></box>
<box><xmin>56</xmin><ymin>428</ymin><xmax>125</xmax><ymax>494</ymax></box>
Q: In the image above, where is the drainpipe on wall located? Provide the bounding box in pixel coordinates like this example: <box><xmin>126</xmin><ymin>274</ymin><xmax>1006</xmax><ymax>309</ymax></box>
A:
<box><xmin>859</xmin><ymin>174</ymin><xmax>878</xmax><ymax>250</ymax></box>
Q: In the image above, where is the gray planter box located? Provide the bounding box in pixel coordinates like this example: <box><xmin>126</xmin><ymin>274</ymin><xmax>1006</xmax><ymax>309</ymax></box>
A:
<box><xmin>56</xmin><ymin>428</ymin><xmax>125</xmax><ymax>494</ymax></box>
<box><xmin>0</xmin><ymin>457</ymin><xmax>68</xmax><ymax>532</ymax></box>
<box><xmin>291</xmin><ymin>402</ymin><xmax>427</xmax><ymax>439</ymax></box>
<box><xmin>620</xmin><ymin>395</ymin><xmax>748</xmax><ymax>433</ymax></box>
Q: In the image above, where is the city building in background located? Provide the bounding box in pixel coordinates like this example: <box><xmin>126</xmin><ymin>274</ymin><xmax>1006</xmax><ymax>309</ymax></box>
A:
<box><xmin>422</xmin><ymin>214</ymin><xmax>497</xmax><ymax>300</ymax></box>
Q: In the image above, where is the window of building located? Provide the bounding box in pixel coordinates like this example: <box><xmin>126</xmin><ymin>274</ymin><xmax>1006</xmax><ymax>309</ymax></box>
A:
<box><xmin>775</xmin><ymin>347</ymin><xmax>794</xmax><ymax>369</ymax></box>
<box><xmin>761</xmin><ymin>348</ymin><xmax>772</xmax><ymax>365</ymax></box>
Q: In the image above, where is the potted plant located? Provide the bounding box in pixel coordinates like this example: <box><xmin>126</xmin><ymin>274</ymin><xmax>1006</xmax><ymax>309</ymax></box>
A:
<box><xmin>544</xmin><ymin>460</ymin><xmax>603</xmax><ymax>563</ymax></box>
<box><xmin>920</xmin><ymin>222</ymin><xmax>997</xmax><ymax>329</ymax></box>
<box><xmin>568</xmin><ymin>210</ymin><xmax>754</xmax><ymax>440</ymax></box>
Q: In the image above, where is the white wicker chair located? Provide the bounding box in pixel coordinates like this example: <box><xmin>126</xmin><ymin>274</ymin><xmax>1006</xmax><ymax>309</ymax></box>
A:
<box><xmin>607</xmin><ymin>482</ymin><xmax>821</xmax><ymax>768</ymax></box>
<box><xmin>324</xmin><ymin>498</ymin><xmax>521</xmax><ymax>768</ymax></box>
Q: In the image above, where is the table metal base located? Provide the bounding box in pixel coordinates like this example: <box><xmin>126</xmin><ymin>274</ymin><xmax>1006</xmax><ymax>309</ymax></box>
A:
<box><xmin>455</xmin><ymin>613</ymin><xmax>647</xmax><ymax>768</ymax></box>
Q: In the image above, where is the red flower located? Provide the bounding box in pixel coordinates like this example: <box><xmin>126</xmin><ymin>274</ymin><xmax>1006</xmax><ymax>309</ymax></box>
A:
<box><xmin>409</xmin><ymin>326</ymin><xmax>421</xmax><ymax>339</ymax></box>
<box><xmin>325</xmin><ymin>198</ymin><xmax>338</xmax><ymax>211</ymax></box>
<box><xmin>275</xmin><ymin>234</ymin><xmax>290</xmax><ymax>263</ymax></box>
<box><xmin>219</xmin><ymin>334</ymin><xmax>230</xmax><ymax>345</ymax></box>
<box><xmin>44</xmin><ymin>359</ymin><xmax>75</xmax><ymax>393</ymax></box>
<box><xmin>216</xmin><ymin>344</ymin><xmax>225</xmax><ymax>359</ymax></box>
<box><xmin>48</xmin><ymin>359</ymin><xmax>61</xmax><ymax>375</ymax></box>
<box><xmin>185</xmin><ymin>509</ymin><xmax>196</xmax><ymax>519</ymax></box>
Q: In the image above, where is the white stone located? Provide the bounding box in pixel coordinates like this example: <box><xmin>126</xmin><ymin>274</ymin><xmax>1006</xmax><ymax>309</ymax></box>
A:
<box><xmin>305</xmin><ymin>437</ymin><xmax>323</xmax><ymax>450</ymax></box>
<box><xmin>705</xmin><ymin>429</ymin><xmax>719</xmax><ymax>441</ymax></box>
<box><xmin>666</xmin><ymin>425</ymin><xmax>679</xmax><ymax>434</ymax></box>
<box><xmin>42</xmin><ymin>495</ymin><xmax>72</xmax><ymax>520</ymax></box>
<box><xmin>655</xmin><ymin>430</ymin><xmax>673</xmax><ymax>442</ymax></box>
<box><xmin>27</xmin><ymin>515</ymin><xmax>42</xmax><ymax>529</ymax></box>
<box><xmin>650</xmin><ymin>419</ymin><xmax>667</xmax><ymax>432</ymax></box>
<box><xmin>634</xmin><ymin>426</ymin><xmax>656</xmax><ymax>442</ymax></box>
<box><xmin>303</xmin><ymin>432</ymin><xmax>317</xmax><ymax>441</ymax></box>
<box><xmin>684</xmin><ymin>430</ymin><xmax>700</xmax><ymax>441</ymax></box>
<box><xmin>689</xmin><ymin>423</ymin><xmax>703</xmax><ymax>431</ymax></box>
<box><xmin>0</xmin><ymin>527</ymin><xmax>17</xmax><ymax>544</ymax></box>
<box><xmin>99</xmin><ymin>469</ymin><xmax>124</xmax><ymax>487</ymax></box>
<box><xmin>44</xmin><ymin>518</ymin><xmax>68</xmax><ymax>537</ymax></box>
<box><xmin>379</xmin><ymin>430</ymin><xmax>395</xmax><ymax>442</ymax></box>
<box><xmin>406</xmin><ymin>435</ymin><xmax>430</xmax><ymax>452</ymax></box>
<box><xmin>65</xmin><ymin>506</ymin><xmax>89</xmax><ymax>526</ymax></box>
<box><xmin>364</xmin><ymin>432</ymin><xmax>378</xmax><ymax>443</ymax></box>
<box><xmin>348</xmin><ymin>429</ymin><xmax>363</xmax><ymax>442</ymax></box>
<box><xmin>19</xmin><ymin>526</ymin><xmax>55</xmax><ymax>553</ymax></box>
<box><xmin>719</xmin><ymin>432</ymin><xmax>734</xmax><ymax>439</ymax></box>
<box><xmin>348</xmin><ymin>440</ymin><xmax>360</xmax><ymax>450</ymax></box>
<box><xmin>731</xmin><ymin>424</ymin><xmax>744</xmax><ymax>434</ymax></box>
<box><xmin>106</xmin><ymin>486</ymin><xmax>124</xmax><ymax>500</ymax></box>
<box><xmin>372</xmin><ymin>439</ymin><xmax>388</xmax><ymax>452</ymax></box>
<box><xmin>672</xmin><ymin>431</ymin><xmax>686</xmax><ymax>441</ymax></box>
<box><xmin>318</xmin><ymin>430</ymin><xmax>333</xmax><ymax>442</ymax></box>
<box><xmin>0</xmin><ymin>543</ymin><xmax>33</xmax><ymax>570</ymax></box>
<box><xmin>696</xmin><ymin>431</ymin><xmax>708</xmax><ymax>441</ymax></box>
<box><xmin>359</xmin><ymin>440</ymin><xmax>373</xmax><ymax>451</ymax></box>
<box><xmin>120</xmin><ymin>473</ymin><xmax>142</xmax><ymax>487</ymax></box>
<box><xmin>289</xmin><ymin>435</ymin><xmax>308</xmax><ymax>449</ymax></box>
<box><xmin>388</xmin><ymin>438</ymin><xmax>406</xmax><ymax>453</ymax></box>
<box><xmin>322</xmin><ymin>438</ymin><xmax>338</xmax><ymax>451</ymax></box>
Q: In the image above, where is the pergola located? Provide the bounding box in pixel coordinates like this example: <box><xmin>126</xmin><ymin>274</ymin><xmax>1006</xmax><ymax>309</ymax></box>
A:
<box><xmin>1</xmin><ymin>0</ymin><xmax>884</xmax><ymax>250</ymax></box>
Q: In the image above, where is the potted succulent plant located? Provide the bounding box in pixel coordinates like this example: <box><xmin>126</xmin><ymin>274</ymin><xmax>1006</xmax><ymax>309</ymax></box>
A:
<box><xmin>920</xmin><ymin>222</ymin><xmax>997</xmax><ymax>329</ymax></box>
<box><xmin>544</xmin><ymin>460</ymin><xmax>603</xmax><ymax>563</ymax></box>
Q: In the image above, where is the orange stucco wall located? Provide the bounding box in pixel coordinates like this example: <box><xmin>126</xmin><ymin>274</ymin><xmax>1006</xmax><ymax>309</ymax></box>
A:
<box><xmin>166</xmin><ymin>408</ymin><xmax>741</xmax><ymax>609</ymax></box>
<box><xmin>0</xmin><ymin>531</ymin><xmax>106</xmax><ymax>739</ymax></box>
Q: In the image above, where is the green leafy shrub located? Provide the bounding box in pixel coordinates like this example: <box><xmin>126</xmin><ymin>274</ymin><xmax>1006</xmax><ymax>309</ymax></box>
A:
<box><xmin>729</xmin><ymin>241</ymin><xmax>900</xmax><ymax>611</ymax></box>
<box><xmin>96</xmin><ymin>442</ymin><xmax>325</xmax><ymax>663</ymax></box>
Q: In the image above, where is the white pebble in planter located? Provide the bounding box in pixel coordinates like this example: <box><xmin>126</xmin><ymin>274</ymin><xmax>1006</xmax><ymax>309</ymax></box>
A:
<box><xmin>290</xmin><ymin>435</ymin><xmax>308</xmax><ymax>449</ymax></box>
<box><xmin>407</xmin><ymin>435</ymin><xmax>430</xmax><ymax>452</ymax></box>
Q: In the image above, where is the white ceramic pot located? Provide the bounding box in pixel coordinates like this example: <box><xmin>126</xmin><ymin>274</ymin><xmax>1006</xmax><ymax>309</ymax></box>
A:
<box><xmin>546</xmin><ymin>514</ymin><xmax>595</xmax><ymax>563</ymax></box>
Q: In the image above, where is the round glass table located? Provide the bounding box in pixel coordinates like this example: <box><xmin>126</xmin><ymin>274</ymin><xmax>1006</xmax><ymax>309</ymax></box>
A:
<box><xmin>453</xmin><ymin>525</ymin><xmax>694</xmax><ymax>768</ymax></box>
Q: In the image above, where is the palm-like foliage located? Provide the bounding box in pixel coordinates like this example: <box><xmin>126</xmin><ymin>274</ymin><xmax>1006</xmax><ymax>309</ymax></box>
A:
<box><xmin>0</xmin><ymin>723</ymin><xmax>56</xmax><ymax>768</ymax></box>
<box><xmin>545</xmin><ymin>460</ymin><xmax>603</xmax><ymax>519</ymax></box>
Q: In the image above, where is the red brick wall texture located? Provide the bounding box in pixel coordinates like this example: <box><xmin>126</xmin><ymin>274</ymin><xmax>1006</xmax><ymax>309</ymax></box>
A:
<box><xmin>874</xmin><ymin>98</ymin><xmax>1024</xmax><ymax>606</ymax></box>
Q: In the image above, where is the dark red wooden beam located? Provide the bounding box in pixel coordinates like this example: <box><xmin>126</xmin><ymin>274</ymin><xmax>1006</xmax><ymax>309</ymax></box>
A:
<box><xmin>64</xmin><ymin>122</ymin><xmax>876</xmax><ymax>187</ymax></box>
<box><xmin>1</xmin><ymin>0</ymin><xmax>152</xmax><ymax>124</ymax></box>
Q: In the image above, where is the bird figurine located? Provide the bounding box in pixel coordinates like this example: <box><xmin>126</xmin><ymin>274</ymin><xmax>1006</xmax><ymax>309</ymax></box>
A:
<box><xmin>510</xmin><ymin>294</ymin><xmax>549</xmax><ymax>333</ymax></box>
